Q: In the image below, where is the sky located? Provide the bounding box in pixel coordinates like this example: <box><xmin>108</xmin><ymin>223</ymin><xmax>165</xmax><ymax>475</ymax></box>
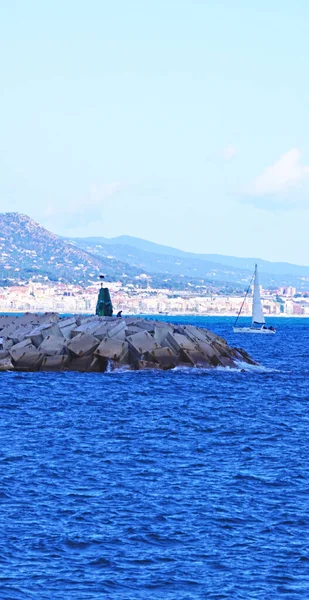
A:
<box><xmin>1</xmin><ymin>0</ymin><xmax>309</xmax><ymax>264</ymax></box>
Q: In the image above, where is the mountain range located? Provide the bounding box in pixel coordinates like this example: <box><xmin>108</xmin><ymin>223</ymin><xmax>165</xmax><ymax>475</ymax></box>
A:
<box><xmin>0</xmin><ymin>213</ymin><xmax>142</xmax><ymax>286</ymax></box>
<box><xmin>65</xmin><ymin>234</ymin><xmax>309</xmax><ymax>290</ymax></box>
<box><xmin>0</xmin><ymin>212</ymin><xmax>309</xmax><ymax>291</ymax></box>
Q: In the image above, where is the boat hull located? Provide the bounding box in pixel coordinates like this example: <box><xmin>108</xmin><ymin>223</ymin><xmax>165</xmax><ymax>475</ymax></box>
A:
<box><xmin>233</xmin><ymin>327</ymin><xmax>275</xmax><ymax>334</ymax></box>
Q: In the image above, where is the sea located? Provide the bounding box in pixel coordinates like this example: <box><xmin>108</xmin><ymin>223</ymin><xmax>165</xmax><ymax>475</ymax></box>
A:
<box><xmin>1</xmin><ymin>315</ymin><xmax>309</xmax><ymax>599</ymax></box>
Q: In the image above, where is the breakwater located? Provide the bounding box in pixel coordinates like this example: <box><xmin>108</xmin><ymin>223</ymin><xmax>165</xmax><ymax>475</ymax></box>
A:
<box><xmin>0</xmin><ymin>313</ymin><xmax>256</xmax><ymax>371</ymax></box>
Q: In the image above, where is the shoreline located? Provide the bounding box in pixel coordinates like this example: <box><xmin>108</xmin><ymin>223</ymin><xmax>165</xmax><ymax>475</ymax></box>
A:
<box><xmin>0</xmin><ymin>311</ymin><xmax>307</xmax><ymax>319</ymax></box>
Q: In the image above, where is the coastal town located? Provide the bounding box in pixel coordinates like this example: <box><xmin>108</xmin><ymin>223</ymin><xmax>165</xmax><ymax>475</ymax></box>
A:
<box><xmin>0</xmin><ymin>280</ymin><xmax>308</xmax><ymax>317</ymax></box>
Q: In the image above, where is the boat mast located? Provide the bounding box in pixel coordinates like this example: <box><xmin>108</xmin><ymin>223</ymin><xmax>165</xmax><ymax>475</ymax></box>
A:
<box><xmin>233</xmin><ymin>270</ymin><xmax>255</xmax><ymax>327</ymax></box>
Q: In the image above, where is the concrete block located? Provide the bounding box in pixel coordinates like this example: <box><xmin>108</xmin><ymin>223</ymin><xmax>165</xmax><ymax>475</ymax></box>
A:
<box><xmin>85</xmin><ymin>322</ymin><xmax>109</xmax><ymax>341</ymax></box>
<box><xmin>107</xmin><ymin>320</ymin><xmax>127</xmax><ymax>340</ymax></box>
<box><xmin>95</xmin><ymin>338</ymin><xmax>129</xmax><ymax>362</ymax></box>
<box><xmin>71</xmin><ymin>319</ymin><xmax>101</xmax><ymax>337</ymax></box>
<box><xmin>37</xmin><ymin>312</ymin><xmax>59</xmax><ymax>324</ymax></box>
<box><xmin>0</xmin><ymin>316</ymin><xmax>17</xmax><ymax>329</ymax></box>
<box><xmin>0</xmin><ymin>337</ymin><xmax>3</xmax><ymax>350</ymax></box>
<box><xmin>29</xmin><ymin>329</ymin><xmax>44</xmax><ymax>348</ymax></box>
<box><xmin>126</xmin><ymin>326</ymin><xmax>142</xmax><ymax>336</ymax></box>
<box><xmin>67</xmin><ymin>355</ymin><xmax>107</xmax><ymax>372</ymax></box>
<box><xmin>39</xmin><ymin>335</ymin><xmax>67</xmax><ymax>356</ymax></box>
<box><xmin>0</xmin><ymin>323</ymin><xmax>21</xmax><ymax>338</ymax></box>
<box><xmin>10</xmin><ymin>348</ymin><xmax>45</xmax><ymax>371</ymax></box>
<box><xmin>59</xmin><ymin>316</ymin><xmax>78</xmax><ymax>329</ymax></box>
<box><xmin>60</xmin><ymin>324</ymin><xmax>77</xmax><ymax>340</ymax></box>
<box><xmin>0</xmin><ymin>350</ymin><xmax>9</xmax><ymax>359</ymax></box>
<box><xmin>17</xmin><ymin>313</ymin><xmax>40</xmax><ymax>327</ymax></box>
<box><xmin>92</xmin><ymin>319</ymin><xmax>127</xmax><ymax>341</ymax></box>
<box><xmin>2</xmin><ymin>339</ymin><xmax>14</xmax><ymax>350</ymax></box>
<box><xmin>154</xmin><ymin>324</ymin><xmax>174</xmax><ymax>346</ymax></box>
<box><xmin>10</xmin><ymin>346</ymin><xmax>33</xmax><ymax>361</ymax></box>
<box><xmin>219</xmin><ymin>356</ymin><xmax>237</xmax><ymax>369</ymax></box>
<box><xmin>180</xmin><ymin>349</ymin><xmax>213</xmax><ymax>368</ymax></box>
<box><xmin>78</xmin><ymin>316</ymin><xmax>99</xmax><ymax>326</ymax></box>
<box><xmin>110</xmin><ymin>327</ymin><xmax>127</xmax><ymax>341</ymax></box>
<box><xmin>195</xmin><ymin>341</ymin><xmax>221</xmax><ymax>363</ymax></box>
<box><xmin>99</xmin><ymin>316</ymin><xmax>119</xmax><ymax>322</ymax></box>
<box><xmin>30</xmin><ymin>323</ymin><xmax>63</xmax><ymax>347</ymax></box>
<box><xmin>11</xmin><ymin>339</ymin><xmax>36</xmax><ymax>352</ymax></box>
<box><xmin>232</xmin><ymin>347</ymin><xmax>257</xmax><ymax>366</ymax></box>
<box><xmin>212</xmin><ymin>339</ymin><xmax>230</xmax><ymax>355</ymax></box>
<box><xmin>127</xmin><ymin>331</ymin><xmax>160</xmax><ymax>358</ymax></box>
<box><xmin>178</xmin><ymin>325</ymin><xmax>217</xmax><ymax>345</ymax></box>
<box><xmin>165</xmin><ymin>332</ymin><xmax>198</xmax><ymax>353</ymax></box>
<box><xmin>66</xmin><ymin>333</ymin><xmax>100</xmax><ymax>357</ymax></box>
<box><xmin>59</xmin><ymin>316</ymin><xmax>79</xmax><ymax>339</ymax></box>
<box><xmin>118</xmin><ymin>346</ymin><xmax>130</xmax><ymax>364</ymax></box>
<box><xmin>8</xmin><ymin>324</ymin><xmax>36</xmax><ymax>344</ymax></box>
<box><xmin>132</xmin><ymin>319</ymin><xmax>156</xmax><ymax>332</ymax></box>
<box><xmin>147</xmin><ymin>346</ymin><xmax>177</xmax><ymax>369</ymax></box>
<box><xmin>40</xmin><ymin>355</ymin><xmax>71</xmax><ymax>371</ymax></box>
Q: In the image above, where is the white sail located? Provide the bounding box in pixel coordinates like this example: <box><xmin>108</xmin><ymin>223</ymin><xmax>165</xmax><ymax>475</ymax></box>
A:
<box><xmin>251</xmin><ymin>264</ymin><xmax>265</xmax><ymax>325</ymax></box>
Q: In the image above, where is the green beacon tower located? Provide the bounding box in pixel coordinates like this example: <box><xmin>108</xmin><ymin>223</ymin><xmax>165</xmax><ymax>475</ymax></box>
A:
<box><xmin>95</xmin><ymin>275</ymin><xmax>113</xmax><ymax>317</ymax></box>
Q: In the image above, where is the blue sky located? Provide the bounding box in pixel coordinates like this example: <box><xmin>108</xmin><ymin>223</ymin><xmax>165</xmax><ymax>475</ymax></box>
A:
<box><xmin>1</xmin><ymin>0</ymin><xmax>309</xmax><ymax>263</ymax></box>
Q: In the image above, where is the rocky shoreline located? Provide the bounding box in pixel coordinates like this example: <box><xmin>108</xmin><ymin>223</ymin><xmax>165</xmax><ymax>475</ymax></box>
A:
<box><xmin>0</xmin><ymin>313</ymin><xmax>257</xmax><ymax>372</ymax></box>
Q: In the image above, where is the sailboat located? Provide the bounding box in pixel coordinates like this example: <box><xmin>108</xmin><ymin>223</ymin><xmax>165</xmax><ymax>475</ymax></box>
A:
<box><xmin>233</xmin><ymin>264</ymin><xmax>276</xmax><ymax>334</ymax></box>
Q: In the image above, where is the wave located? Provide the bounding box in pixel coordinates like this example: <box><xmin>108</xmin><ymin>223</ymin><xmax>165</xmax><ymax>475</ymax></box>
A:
<box><xmin>102</xmin><ymin>360</ymin><xmax>279</xmax><ymax>375</ymax></box>
<box><xmin>232</xmin><ymin>360</ymin><xmax>279</xmax><ymax>373</ymax></box>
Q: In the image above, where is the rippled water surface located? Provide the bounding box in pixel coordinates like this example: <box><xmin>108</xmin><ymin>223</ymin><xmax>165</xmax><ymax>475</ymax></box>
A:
<box><xmin>1</xmin><ymin>316</ymin><xmax>309</xmax><ymax>599</ymax></box>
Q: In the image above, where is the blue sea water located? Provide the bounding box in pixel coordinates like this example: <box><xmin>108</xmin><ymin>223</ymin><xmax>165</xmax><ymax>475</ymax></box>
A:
<box><xmin>1</xmin><ymin>316</ymin><xmax>309</xmax><ymax>599</ymax></box>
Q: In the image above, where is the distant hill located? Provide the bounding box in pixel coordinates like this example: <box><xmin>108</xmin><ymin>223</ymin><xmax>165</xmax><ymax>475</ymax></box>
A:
<box><xmin>0</xmin><ymin>213</ymin><xmax>229</xmax><ymax>290</ymax></box>
<box><xmin>66</xmin><ymin>234</ymin><xmax>309</xmax><ymax>290</ymax></box>
<box><xmin>88</xmin><ymin>235</ymin><xmax>309</xmax><ymax>278</ymax></box>
<box><xmin>0</xmin><ymin>213</ymin><xmax>143</xmax><ymax>286</ymax></box>
<box><xmin>1</xmin><ymin>213</ymin><xmax>308</xmax><ymax>291</ymax></box>
<box><xmin>66</xmin><ymin>236</ymin><xmax>242</xmax><ymax>284</ymax></box>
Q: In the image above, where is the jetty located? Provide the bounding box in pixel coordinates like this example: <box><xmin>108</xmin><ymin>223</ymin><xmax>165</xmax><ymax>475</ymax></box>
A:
<box><xmin>0</xmin><ymin>313</ymin><xmax>256</xmax><ymax>372</ymax></box>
